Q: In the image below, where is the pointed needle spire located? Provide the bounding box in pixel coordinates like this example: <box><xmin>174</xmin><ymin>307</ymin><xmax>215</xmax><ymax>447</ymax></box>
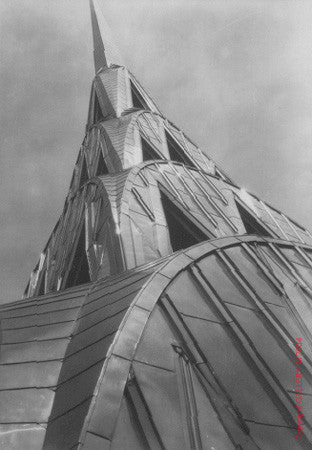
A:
<box><xmin>89</xmin><ymin>0</ymin><xmax>124</xmax><ymax>73</ymax></box>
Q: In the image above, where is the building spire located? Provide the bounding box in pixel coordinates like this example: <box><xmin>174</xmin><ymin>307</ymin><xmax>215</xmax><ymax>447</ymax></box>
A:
<box><xmin>89</xmin><ymin>0</ymin><xmax>124</xmax><ymax>73</ymax></box>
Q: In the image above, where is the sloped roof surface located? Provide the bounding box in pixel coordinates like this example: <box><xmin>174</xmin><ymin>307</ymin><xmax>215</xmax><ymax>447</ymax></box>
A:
<box><xmin>1</xmin><ymin>236</ymin><xmax>312</xmax><ymax>448</ymax></box>
<box><xmin>0</xmin><ymin>258</ymin><xmax>166</xmax><ymax>449</ymax></box>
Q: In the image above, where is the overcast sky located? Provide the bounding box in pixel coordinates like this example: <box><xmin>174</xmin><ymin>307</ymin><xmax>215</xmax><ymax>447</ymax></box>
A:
<box><xmin>1</xmin><ymin>0</ymin><xmax>312</xmax><ymax>303</ymax></box>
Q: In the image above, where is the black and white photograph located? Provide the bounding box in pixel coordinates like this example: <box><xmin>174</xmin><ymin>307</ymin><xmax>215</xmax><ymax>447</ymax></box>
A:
<box><xmin>0</xmin><ymin>1</ymin><xmax>312</xmax><ymax>448</ymax></box>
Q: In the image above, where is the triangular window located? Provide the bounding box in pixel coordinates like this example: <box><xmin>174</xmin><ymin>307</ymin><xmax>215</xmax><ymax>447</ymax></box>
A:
<box><xmin>93</xmin><ymin>91</ymin><xmax>104</xmax><ymax>123</ymax></box>
<box><xmin>160</xmin><ymin>191</ymin><xmax>208</xmax><ymax>251</ymax></box>
<box><xmin>165</xmin><ymin>131</ymin><xmax>195</xmax><ymax>167</ymax></box>
<box><xmin>235</xmin><ymin>200</ymin><xmax>272</xmax><ymax>237</ymax></box>
<box><xmin>23</xmin><ymin>281</ymin><xmax>30</xmax><ymax>298</ymax></box>
<box><xmin>37</xmin><ymin>271</ymin><xmax>46</xmax><ymax>296</ymax></box>
<box><xmin>69</xmin><ymin>170</ymin><xmax>75</xmax><ymax>189</ymax></box>
<box><xmin>69</xmin><ymin>154</ymin><xmax>80</xmax><ymax>189</ymax></box>
<box><xmin>131</xmin><ymin>80</ymin><xmax>148</xmax><ymax>110</ymax></box>
<box><xmin>79</xmin><ymin>157</ymin><xmax>89</xmax><ymax>187</ymax></box>
<box><xmin>96</xmin><ymin>150</ymin><xmax>109</xmax><ymax>176</ymax></box>
<box><xmin>65</xmin><ymin>224</ymin><xmax>91</xmax><ymax>288</ymax></box>
<box><xmin>141</xmin><ymin>137</ymin><xmax>160</xmax><ymax>161</ymax></box>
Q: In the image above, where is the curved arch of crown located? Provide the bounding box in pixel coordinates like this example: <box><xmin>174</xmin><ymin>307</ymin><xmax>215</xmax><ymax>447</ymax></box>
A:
<box><xmin>42</xmin><ymin>236</ymin><xmax>312</xmax><ymax>449</ymax></box>
<box><xmin>24</xmin><ymin>177</ymin><xmax>124</xmax><ymax>298</ymax></box>
<box><xmin>25</xmin><ymin>158</ymin><xmax>312</xmax><ymax>299</ymax></box>
<box><xmin>88</xmin><ymin>66</ymin><xmax>162</xmax><ymax>122</ymax></box>
<box><xmin>83</xmin><ymin>107</ymin><xmax>220</xmax><ymax>176</ymax></box>
<box><xmin>116</xmin><ymin>160</ymin><xmax>312</xmax><ymax>268</ymax></box>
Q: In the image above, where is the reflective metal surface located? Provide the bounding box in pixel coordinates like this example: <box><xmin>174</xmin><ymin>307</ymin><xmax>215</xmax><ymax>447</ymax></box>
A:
<box><xmin>1</xmin><ymin>0</ymin><xmax>312</xmax><ymax>448</ymax></box>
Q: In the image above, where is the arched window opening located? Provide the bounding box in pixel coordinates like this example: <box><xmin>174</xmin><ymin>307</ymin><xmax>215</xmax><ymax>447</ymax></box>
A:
<box><xmin>37</xmin><ymin>271</ymin><xmax>46</xmax><ymax>296</ymax></box>
<box><xmin>131</xmin><ymin>80</ymin><xmax>148</xmax><ymax>110</ymax></box>
<box><xmin>79</xmin><ymin>157</ymin><xmax>89</xmax><ymax>187</ymax></box>
<box><xmin>165</xmin><ymin>131</ymin><xmax>195</xmax><ymax>168</ymax></box>
<box><xmin>96</xmin><ymin>149</ymin><xmax>109</xmax><ymax>175</ymax></box>
<box><xmin>65</xmin><ymin>223</ymin><xmax>91</xmax><ymax>288</ymax></box>
<box><xmin>93</xmin><ymin>91</ymin><xmax>104</xmax><ymax>123</ymax></box>
<box><xmin>141</xmin><ymin>137</ymin><xmax>161</xmax><ymax>161</ymax></box>
<box><xmin>235</xmin><ymin>200</ymin><xmax>272</xmax><ymax>237</ymax></box>
<box><xmin>160</xmin><ymin>190</ymin><xmax>208</xmax><ymax>251</ymax></box>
